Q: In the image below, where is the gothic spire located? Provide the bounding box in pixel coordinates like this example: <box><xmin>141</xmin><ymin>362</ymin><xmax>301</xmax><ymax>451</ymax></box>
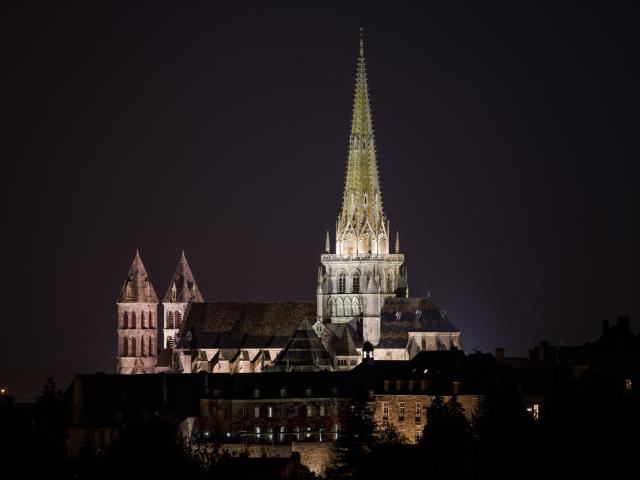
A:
<box><xmin>117</xmin><ymin>249</ymin><xmax>158</xmax><ymax>303</ymax></box>
<box><xmin>337</xmin><ymin>30</ymin><xmax>388</xmax><ymax>254</ymax></box>
<box><xmin>163</xmin><ymin>250</ymin><xmax>204</xmax><ymax>303</ymax></box>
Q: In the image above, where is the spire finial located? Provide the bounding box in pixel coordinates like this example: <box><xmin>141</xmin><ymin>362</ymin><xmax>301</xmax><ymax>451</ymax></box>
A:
<box><xmin>325</xmin><ymin>230</ymin><xmax>331</xmax><ymax>253</ymax></box>
<box><xmin>395</xmin><ymin>231</ymin><xmax>400</xmax><ymax>254</ymax></box>
<box><xmin>359</xmin><ymin>27</ymin><xmax>365</xmax><ymax>58</ymax></box>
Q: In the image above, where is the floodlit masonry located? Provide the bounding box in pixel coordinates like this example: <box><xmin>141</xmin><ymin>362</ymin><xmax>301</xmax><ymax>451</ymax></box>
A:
<box><xmin>115</xmin><ymin>32</ymin><xmax>461</xmax><ymax>376</ymax></box>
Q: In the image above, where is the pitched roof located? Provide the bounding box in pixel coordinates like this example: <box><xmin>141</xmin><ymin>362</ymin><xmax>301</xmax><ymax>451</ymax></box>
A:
<box><xmin>117</xmin><ymin>250</ymin><xmax>158</xmax><ymax>303</ymax></box>
<box><xmin>177</xmin><ymin>302</ymin><xmax>315</xmax><ymax>350</ymax></box>
<box><xmin>378</xmin><ymin>296</ymin><xmax>459</xmax><ymax>348</ymax></box>
<box><xmin>334</xmin><ymin>324</ymin><xmax>362</xmax><ymax>356</ymax></box>
<box><xmin>163</xmin><ymin>251</ymin><xmax>204</xmax><ymax>303</ymax></box>
<box><xmin>274</xmin><ymin>318</ymin><xmax>334</xmax><ymax>370</ymax></box>
<box><xmin>321</xmin><ymin>323</ymin><xmax>362</xmax><ymax>357</ymax></box>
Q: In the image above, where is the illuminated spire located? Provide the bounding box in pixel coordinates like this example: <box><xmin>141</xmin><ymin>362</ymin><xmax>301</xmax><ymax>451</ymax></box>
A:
<box><xmin>337</xmin><ymin>29</ymin><xmax>388</xmax><ymax>254</ymax></box>
<box><xmin>117</xmin><ymin>249</ymin><xmax>158</xmax><ymax>303</ymax></box>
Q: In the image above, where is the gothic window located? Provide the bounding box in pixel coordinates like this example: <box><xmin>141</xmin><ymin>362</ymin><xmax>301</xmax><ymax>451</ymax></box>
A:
<box><xmin>131</xmin><ymin>312</ymin><xmax>137</xmax><ymax>329</ymax></box>
<box><xmin>168</xmin><ymin>311</ymin><xmax>175</xmax><ymax>329</ymax></box>
<box><xmin>130</xmin><ymin>336</ymin><xmax>137</xmax><ymax>357</ymax></box>
<box><xmin>141</xmin><ymin>311</ymin><xmax>146</xmax><ymax>329</ymax></box>
<box><xmin>329</xmin><ymin>298</ymin><xmax>336</xmax><ymax>316</ymax></box>
<box><xmin>123</xmin><ymin>311</ymin><xmax>129</xmax><ymax>329</ymax></box>
<box><xmin>387</xmin><ymin>271</ymin><xmax>393</xmax><ymax>292</ymax></box>
<box><xmin>336</xmin><ymin>298</ymin><xmax>344</xmax><ymax>317</ymax></box>
<box><xmin>176</xmin><ymin>311</ymin><xmax>183</xmax><ymax>328</ymax></box>
<box><xmin>351</xmin><ymin>272</ymin><xmax>360</xmax><ymax>293</ymax></box>
<box><xmin>149</xmin><ymin>337</ymin><xmax>153</xmax><ymax>356</ymax></box>
<box><xmin>352</xmin><ymin>297</ymin><xmax>361</xmax><ymax>315</ymax></box>
<box><xmin>123</xmin><ymin>336</ymin><xmax>129</xmax><ymax>356</ymax></box>
<box><xmin>344</xmin><ymin>297</ymin><xmax>352</xmax><ymax>317</ymax></box>
<box><xmin>141</xmin><ymin>337</ymin><xmax>147</xmax><ymax>356</ymax></box>
<box><xmin>149</xmin><ymin>312</ymin><xmax>154</xmax><ymax>328</ymax></box>
<box><xmin>337</xmin><ymin>272</ymin><xmax>346</xmax><ymax>293</ymax></box>
<box><xmin>167</xmin><ymin>336</ymin><xmax>174</xmax><ymax>348</ymax></box>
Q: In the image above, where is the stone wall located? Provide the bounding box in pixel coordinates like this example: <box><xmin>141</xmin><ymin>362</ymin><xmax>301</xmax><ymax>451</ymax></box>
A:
<box><xmin>196</xmin><ymin>442</ymin><xmax>335</xmax><ymax>477</ymax></box>
<box><xmin>370</xmin><ymin>394</ymin><xmax>481</xmax><ymax>444</ymax></box>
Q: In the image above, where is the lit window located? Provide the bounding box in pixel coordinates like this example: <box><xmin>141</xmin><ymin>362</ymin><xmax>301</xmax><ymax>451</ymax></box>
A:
<box><xmin>399</xmin><ymin>401</ymin><xmax>405</xmax><ymax>421</ymax></box>
<box><xmin>255</xmin><ymin>427</ymin><xmax>260</xmax><ymax>440</ymax></box>
<box><xmin>382</xmin><ymin>401</ymin><xmax>389</xmax><ymax>421</ymax></box>
<box><xmin>241</xmin><ymin>407</ymin><xmax>246</xmax><ymax>418</ymax></box>
<box><xmin>625</xmin><ymin>379</ymin><xmax>632</xmax><ymax>391</ymax></box>
<box><xmin>280</xmin><ymin>387</ymin><xmax>286</xmax><ymax>397</ymax></box>
<box><xmin>320</xmin><ymin>405</ymin><xmax>326</xmax><ymax>416</ymax></box>
<box><xmin>306</xmin><ymin>387</ymin><xmax>313</xmax><ymax>397</ymax></box>
<box><xmin>415</xmin><ymin>402</ymin><xmax>421</xmax><ymax>422</ymax></box>
<box><xmin>527</xmin><ymin>404</ymin><xmax>540</xmax><ymax>421</ymax></box>
<box><xmin>254</xmin><ymin>406</ymin><xmax>260</xmax><ymax>418</ymax></box>
<box><xmin>307</xmin><ymin>405</ymin><xmax>313</xmax><ymax>417</ymax></box>
<box><xmin>415</xmin><ymin>427</ymin><xmax>422</xmax><ymax>442</ymax></box>
<box><xmin>279</xmin><ymin>426</ymin><xmax>285</xmax><ymax>442</ymax></box>
<box><xmin>268</xmin><ymin>406</ymin><xmax>273</xmax><ymax>418</ymax></box>
<box><xmin>253</xmin><ymin>388</ymin><xmax>260</xmax><ymax>398</ymax></box>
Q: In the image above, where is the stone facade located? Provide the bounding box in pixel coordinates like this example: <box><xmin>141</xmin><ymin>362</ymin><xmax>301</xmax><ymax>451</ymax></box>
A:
<box><xmin>370</xmin><ymin>394</ymin><xmax>481</xmax><ymax>444</ymax></box>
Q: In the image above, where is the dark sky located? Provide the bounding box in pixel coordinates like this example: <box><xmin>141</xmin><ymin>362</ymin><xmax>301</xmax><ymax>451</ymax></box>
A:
<box><xmin>6</xmin><ymin>3</ymin><xmax>639</xmax><ymax>398</ymax></box>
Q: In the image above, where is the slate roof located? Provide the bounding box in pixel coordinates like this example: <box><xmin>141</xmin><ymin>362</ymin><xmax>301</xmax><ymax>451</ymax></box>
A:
<box><xmin>378</xmin><ymin>296</ymin><xmax>459</xmax><ymax>348</ymax></box>
<box><xmin>320</xmin><ymin>323</ymin><xmax>363</xmax><ymax>357</ymax></box>
<box><xmin>177</xmin><ymin>301</ymin><xmax>315</xmax><ymax>350</ymax></box>
<box><xmin>117</xmin><ymin>250</ymin><xmax>158</xmax><ymax>303</ymax></box>
<box><xmin>274</xmin><ymin>318</ymin><xmax>334</xmax><ymax>369</ymax></box>
<box><xmin>163</xmin><ymin>251</ymin><xmax>204</xmax><ymax>303</ymax></box>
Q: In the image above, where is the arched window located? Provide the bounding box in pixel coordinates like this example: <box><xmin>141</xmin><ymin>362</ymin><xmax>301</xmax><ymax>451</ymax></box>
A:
<box><xmin>141</xmin><ymin>337</ymin><xmax>147</xmax><ymax>356</ymax></box>
<box><xmin>131</xmin><ymin>336</ymin><xmax>137</xmax><ymax>357</ymax></box>
<box><xmin>123</xmin><ymin>311</ymin><xmax>129</xmax><ymax>329</ymax></box>
<box><xmin>167</xmin><ymin>336</ymin><xmax>174</xmax><ymax>348</ymax></box>
<box><xmin>329</xmin><ymin>298</ymin><xmax>336</xmax><ymax>316</ymax></box>
<box><xmin>141</xmin><ymin>311</ymin><xmax>146</xmax><ymax>329</ymax></box>
<box><xmin>168</xmin><ymin>311</ymin><xmax>175</xmax><ymax>329</ymax></box>
<box><xmin>344</xmin><ymin>297</ymin><xmax>352</xmax><ymax>317</ymax></box>
<box><xmin>352</xmin><ymin>272</ymin><xmax>360</xmax><ymax>293</ymax></box>
<box><xmin>131</xmin><ymin>312</ymin><xmax>137</xmax><ymax>329</ymax></box>
<box><xmin>337</xmin><ymin>298</ymin><xmax>344</xmax><ymax>317</ymax></box>
<box><xmin>123</xmin><ymin>336</ymin><xmax>129</xmax><ymax>356</ymax></box>
<box><xmin>149</xmin><ymin>337</ymin><xmax>154</xmax><ymax>356</ymax></box>
<box><xmin>176</xmin><ymin>311</ymin><xmax>183</xmax><ymax>328</ymax></box>
<box><xmin>352</xmin><ymin>297</ymin><xmax>361</xmax><ymax>316</ymax></box>
<box><xmin>337</xmin><ymin>272</ymin><xmax>346</xmax><ymax>293</ymax></box>
<box><xmin>149</xmin><ymin>312</ymin><xmax>154</xmax><ymax>328</ymax></box>
<box><xmin>387</xmin><ymin>270</ymin><xmax>393</xmax><ymax>293</ymax></box>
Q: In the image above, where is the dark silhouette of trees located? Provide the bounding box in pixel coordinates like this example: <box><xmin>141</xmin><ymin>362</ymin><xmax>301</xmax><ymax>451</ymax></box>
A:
<box><xmin>419</xmin><ymin>396</ymin><xmax>476</xmax><ymax>479</ymax></box>
<box><xmin>328</xmin><ymin>398</ymin><xmax>377</xmax><ymax>478</ymax></box>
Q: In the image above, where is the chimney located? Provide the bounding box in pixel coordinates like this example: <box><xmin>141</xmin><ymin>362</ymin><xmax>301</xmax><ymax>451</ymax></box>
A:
<box><xmin>495</xmin><ymin>347</ymin><xmax>505</xmax><ymax>363</ymax></box>
<box><xmin>602</xmin><ymin>319</ymin><xmax>610</xmax><ymax>337</ymax></box>
<box><xmin>617</xmin><ymin>316</ymin><xmax>630</xmax><ymax>332</ymax></box>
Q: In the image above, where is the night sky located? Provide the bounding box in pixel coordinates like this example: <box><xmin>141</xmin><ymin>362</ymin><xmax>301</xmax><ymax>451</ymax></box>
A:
<box><xmin>6</xmin><ymin>4</ymin><xmax>639</xmax><ymax>398</ymax></box>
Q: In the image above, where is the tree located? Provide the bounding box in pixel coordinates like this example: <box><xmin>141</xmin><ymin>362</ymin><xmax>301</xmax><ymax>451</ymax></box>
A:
<box><xmin>376</xmin><ymin>422</ymin><xmax>407</xmax><ymax>445</ymax></box>
<box><xmin>420</xmin><ymin>396</ymin><xmax>476</xmax><ymax>478</ymax></box>
<box><xmin>329</xmin><ymin>399</ymin><xmax>377</xmax><ymax>478</ymax></box>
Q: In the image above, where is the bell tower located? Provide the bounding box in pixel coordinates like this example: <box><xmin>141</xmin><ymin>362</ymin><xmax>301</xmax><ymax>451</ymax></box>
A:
<box><xmin>116</xmin><ymin>250</ymin><xmax>159</xmax><ymax>374</ymax></box>
<box><xmin>317</xmin><ymin>31</ymin><xmax>408</xmax><ymax>345</ymax></box>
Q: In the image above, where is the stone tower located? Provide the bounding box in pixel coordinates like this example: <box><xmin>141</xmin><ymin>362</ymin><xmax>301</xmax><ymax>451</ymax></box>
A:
<box><xmin>162</xmin><ymin>250</ymin><xmax>204</xmax><ymax>349</ymax></box>
<box><xmin>317</xmin><ymin>31</ymin><xmax>408</xmax><ymax>345</ymax></box>
<box><xmin>116</xmin><ymin>250</ymin><xmax>159</xmax><ymax>374</ymax></box>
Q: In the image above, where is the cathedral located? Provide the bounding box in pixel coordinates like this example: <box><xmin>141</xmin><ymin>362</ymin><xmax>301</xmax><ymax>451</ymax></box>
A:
<box><xmin>115</xmin><ymin>34</ymin><xmax>462</xmax><ymax>375</ymax></box>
